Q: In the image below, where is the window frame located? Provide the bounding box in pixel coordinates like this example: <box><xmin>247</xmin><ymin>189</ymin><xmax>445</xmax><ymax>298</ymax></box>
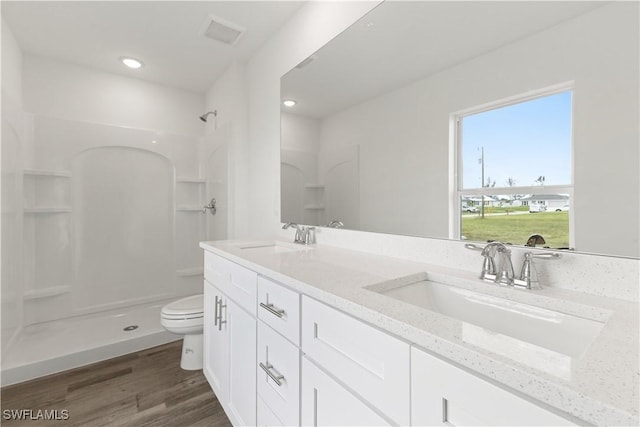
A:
<box><xmin>449</xmin><ymin>83</ymin><xmax>575</xmax><ymax>247</ymax></box>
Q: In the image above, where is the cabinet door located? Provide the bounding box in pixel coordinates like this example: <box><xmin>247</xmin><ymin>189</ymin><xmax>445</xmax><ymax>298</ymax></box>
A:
<box><xmin>411</xmin><ymin>347</ymin><xmax>575</xmax><ymax>426</ymax></box>
<box><xmin>257</xmin><ymin>321</ymin><xmax>300</xmax><ymax>426</ymax></box>
<box><xmin>301</xmin><ymin>357</ymin><xmax>390</xmax><ymax>427</ymax></box>
<box><xmin>227</xmin><ymin>298</ymin><xmax>257</xmax><ymax>426</ymax></box>
<box><xmin>203</xmin><ymin>281</ymin><xmax>229</xmax><ymax>403</ymax></box>
<box><xmin>258</xmin><ymin>396</ymin><xmax>284</xmax><ymax>427</ymax></box>
<box><xmin>301</xmin><ymin>296</ymin><xmax>410</xmax><ymax>425</ymax></box>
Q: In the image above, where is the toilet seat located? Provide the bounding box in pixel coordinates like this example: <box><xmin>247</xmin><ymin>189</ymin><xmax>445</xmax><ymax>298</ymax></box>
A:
<box><xmin>161</xmin><ymin>294</ymin><xmax>204</xmax><ymax>319</ymax></box>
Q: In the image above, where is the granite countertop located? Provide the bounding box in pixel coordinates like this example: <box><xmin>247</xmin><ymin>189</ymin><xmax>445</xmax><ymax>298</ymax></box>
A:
<box><xmin>200</xmin><ymin>240</ymin><xmax>639</xmax><ymax>426</ymax></box>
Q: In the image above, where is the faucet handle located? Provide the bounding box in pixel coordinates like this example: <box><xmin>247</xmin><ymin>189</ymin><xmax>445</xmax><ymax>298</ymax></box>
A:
<box><xmin>514</xmin><ymin>251</ymin><xmax>559</xmax><ymax>290</ymax></box>
<box><xmin>304</xmin><ymin>227</ymin><xmax>316</xmax><ymax>245</ymax></box>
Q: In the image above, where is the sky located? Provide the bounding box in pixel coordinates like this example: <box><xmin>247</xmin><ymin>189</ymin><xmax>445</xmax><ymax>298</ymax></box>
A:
<box><xmin>461</xmin><ymin>91</ymin><xmax>572</xmax><ymax>189</ymax></box>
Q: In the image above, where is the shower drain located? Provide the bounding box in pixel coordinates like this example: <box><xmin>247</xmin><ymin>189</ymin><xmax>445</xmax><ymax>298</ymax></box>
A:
<box><xmin>123</xmin><ymin>325</ymin><xmax>139</xmax><ymax>331</ymax></box>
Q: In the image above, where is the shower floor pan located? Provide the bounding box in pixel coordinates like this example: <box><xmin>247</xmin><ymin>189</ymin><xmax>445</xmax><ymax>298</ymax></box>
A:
<box><xmin>1</xmin><ymin>299</ymin><xmax>179</xmax><ymax>386</ymax></box>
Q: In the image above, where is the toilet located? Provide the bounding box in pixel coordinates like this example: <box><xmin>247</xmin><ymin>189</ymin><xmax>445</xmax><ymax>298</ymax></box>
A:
<box><xmin>160</xmin><ymin>294</ymin><xmax>204</xmax><ymax>370</ymax></box>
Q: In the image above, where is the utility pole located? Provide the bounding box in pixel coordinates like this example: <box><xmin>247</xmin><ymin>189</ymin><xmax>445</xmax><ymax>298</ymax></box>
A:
<box><xmin>479</xmin><ymin>146</ymin><xmax>485</xmax><ymax>219</ymax></box>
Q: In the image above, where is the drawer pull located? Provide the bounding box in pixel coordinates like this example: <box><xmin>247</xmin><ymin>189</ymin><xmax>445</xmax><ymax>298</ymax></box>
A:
<box><xmin>214</xmin><ymin>295</ymin><xmax>219</xmax><ymax>326</ymax></box>
<box><xmin>259</xmin><ymin>362</ymin><xmax>285</xmax><ymax>386</ymax></box>
<box><xmin>260</xmin><ymin>302</ymin><xmax>285</xmax><ymax>318</ymax></box>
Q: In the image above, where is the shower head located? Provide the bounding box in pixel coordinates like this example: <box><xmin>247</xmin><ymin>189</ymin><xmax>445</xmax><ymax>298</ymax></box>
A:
<box><xmin>200</xmin><ymin>110</ymin><xmax>217</xmax><ymax>122</ymax></box>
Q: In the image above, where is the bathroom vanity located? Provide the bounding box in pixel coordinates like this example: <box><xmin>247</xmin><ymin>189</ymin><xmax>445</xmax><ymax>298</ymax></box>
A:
<box><xmin>200</xmin><ymin>240</ymin><xmax>638</xmax><ymax>426</ymax></box>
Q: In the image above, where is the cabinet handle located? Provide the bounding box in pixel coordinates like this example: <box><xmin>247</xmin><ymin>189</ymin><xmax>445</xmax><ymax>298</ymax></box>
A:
<box><xmin>217</xmin><ymin>298</ymin><xmax>227</xmax><ymax>331</ymax></box>
<box><xmin>214</xmin><ymin>295</ymin><xmax>219</xmax><ymax>326</ymax></box>
<box><xmin>259</xmin><ymin>302</ymin><xmax>285</xmax><ymax>318</ymax></box>
<box><xmin>258</xmin><ymin>362</ymin><xmax>285</xmax><ymax>386</ymax></box>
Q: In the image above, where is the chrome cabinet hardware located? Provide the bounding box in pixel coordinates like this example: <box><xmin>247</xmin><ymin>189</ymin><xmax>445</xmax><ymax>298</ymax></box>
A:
<box><xmin>259</xmin><ymin>362</ymin><xmax>285</xmax><ymax>386</ymax></box>
<box><xmin>218</xmin><ymin>298</ymin><xmax>227</xmax><ymax>331</ymax></box>
<box><xmin>260</xmin><ymin>302</ymin><xmax>285</xmax><ymax>318</ymax></box>
<box><xmin>215</xmin><ymin>296</ymin><xmax>227</xmax><ymax>331</ymax></box>
<box><xmin>214</xmin><ymin>295</ymin><xmax>219</xmax><ymax>326</ymax></box>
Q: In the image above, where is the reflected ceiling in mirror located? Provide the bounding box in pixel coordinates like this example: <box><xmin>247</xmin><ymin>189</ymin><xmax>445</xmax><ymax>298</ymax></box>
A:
<box><xmin>280</xmin><ymin>1</ymin><xmax>639</xmax><ymax>258</ymax></box>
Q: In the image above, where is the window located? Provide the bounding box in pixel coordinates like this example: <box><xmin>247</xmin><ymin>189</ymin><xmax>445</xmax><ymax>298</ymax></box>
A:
<box><xmin>453</xmin><ymin>87</ymin><xmax>573</xmax><ymax>249</ymax></box>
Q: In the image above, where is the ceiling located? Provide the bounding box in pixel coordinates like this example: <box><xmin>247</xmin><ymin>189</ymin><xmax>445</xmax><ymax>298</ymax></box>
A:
<box><xmin>2</xmin><ymin>1</ymin><xmax>305</xmax><ymax>94</ymax></box>
<box><xmin>281</xmin><ymin>1</ymin><xmax>606</xmax><ymax>118</ymax></box>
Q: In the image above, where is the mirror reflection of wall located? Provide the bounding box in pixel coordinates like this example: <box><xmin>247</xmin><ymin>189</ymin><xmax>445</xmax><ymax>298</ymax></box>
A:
<box><xmin>281</xmin><ymin>2</ymin><xmax>639</xmax><ymax>258</ymax></box>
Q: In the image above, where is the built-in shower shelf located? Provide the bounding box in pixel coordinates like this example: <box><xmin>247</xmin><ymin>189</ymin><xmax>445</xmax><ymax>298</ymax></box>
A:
<box><xmin>304</xmin><ymin>184</ymin><xmax>325</xmax><ymax>189</ymax></box>
<box><xmin>24</xmin><ymin>169</ymin><xmax>72</xmax><ymax>178</ymax></box>
<box><xmin>176</xmin><ymin>267</ymin><xmax>204</xmax><ymax>277</ymax></box>
<box><xmin>176</xmin><ymin>206</ymin><xmax>204</xmax><ymax>212</ymax></box>
<box><xmin>24</xmin><ymin>207</ymin><xmax>72</xmax><ymax>213</ymax></box>
<box><xmin>23</xmin><ymin>285</ymin><xmax>71</xmax><ymax>300</ymax></box>
<box><xmin>304</xmin><ymin>204</ymin><xmax>325</xmax><ymax>210</ymax></box>
<box><xmin>176</xmin><ymin>177</ymin><xmax>205</xmax><ymax>183</ymax></box>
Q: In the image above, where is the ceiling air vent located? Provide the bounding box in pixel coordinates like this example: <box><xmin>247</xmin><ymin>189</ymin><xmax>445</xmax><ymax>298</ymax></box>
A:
<box><xmin>201</xmin><ymin>15</ymin><xmax>245</xmax><ymax>46</ymax></box>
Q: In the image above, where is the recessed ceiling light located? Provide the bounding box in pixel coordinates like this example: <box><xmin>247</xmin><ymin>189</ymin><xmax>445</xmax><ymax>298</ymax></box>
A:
<box><xmin>120</xmin><ymin>57</ymin><xmax>143</xmax><ymax>69</ymax></box>
<box><xmin>283</xmin><ymin>100</ymin><xmax>296</xmax><ymax>107</ymax></box>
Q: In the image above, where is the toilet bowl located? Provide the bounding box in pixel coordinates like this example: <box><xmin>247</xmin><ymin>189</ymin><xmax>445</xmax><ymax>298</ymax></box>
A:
<box><xmin>161</xmin><ymin>294</ymin><xmax>204</xmax><ymax>370</ymax></box>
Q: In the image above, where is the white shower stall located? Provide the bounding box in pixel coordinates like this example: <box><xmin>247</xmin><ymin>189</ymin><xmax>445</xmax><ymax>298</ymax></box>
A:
<box><xmin>1</xmin><ymin>55</ymin><xmax>228</xmax><ymax>385</ymax></box>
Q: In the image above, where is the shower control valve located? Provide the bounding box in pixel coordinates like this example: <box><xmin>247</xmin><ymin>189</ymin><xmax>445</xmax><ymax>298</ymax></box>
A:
<box><xmin>203</xmin><ymin>198</ymin><xmax>217</xmax><ymax>215</ymax></box>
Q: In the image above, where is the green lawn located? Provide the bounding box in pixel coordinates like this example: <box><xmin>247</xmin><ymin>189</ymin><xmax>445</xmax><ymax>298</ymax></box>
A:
<box><xmin>461</xmin><ymin>211</ymin><xmax>570</xmax><ymax>248</ymax></box>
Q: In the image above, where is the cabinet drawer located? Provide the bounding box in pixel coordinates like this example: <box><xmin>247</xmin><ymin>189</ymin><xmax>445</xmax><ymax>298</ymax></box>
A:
<box><xmin>301</xmin><ymin>296</ymin><xmax>410</xmax><ymax>426</ymax></box>
<box><xmin>258</xmin><ymin>276</ymin><xmax>300</xmax><ymax>345</ymax></box>
<box><xmin>257</xmin><ymin>321</ymin><xmax>300</xmax><ymax>427</ymax></box>
<box><xmin>411</xmin><ymin>347</ymin><xmax>575</xmax><ymax>426</ymax></box>
<box><xmin>301</xmin><ymin>357</ymin><xmax>390</xmax><ymax>426</ymax></box>
<box><xmin>204</xmin><ymin>251</ymin><xmax>257</xmax><ymax>315</ymax></box>
<box><xmin>257</xmin><ymin>396</ymin><xmax>284</xmax><ymax>427</ymax></box>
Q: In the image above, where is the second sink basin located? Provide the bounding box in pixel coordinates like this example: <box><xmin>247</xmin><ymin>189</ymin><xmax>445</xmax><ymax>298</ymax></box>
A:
<box><xmin>368</xmin><ymin>274</ymin><xmax>605</xmax><ymax>361</ymax></box>
<box><xmin>236</xmin><ymin>241</ymin><xmax>312</xmax><ymax>254</ymax></box>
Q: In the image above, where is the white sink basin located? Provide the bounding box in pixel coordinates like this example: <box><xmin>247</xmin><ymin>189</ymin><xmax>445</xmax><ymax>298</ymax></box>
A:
<box><xmin>369</xmin><ymin>275</ymin><xmax>605</xmax><ymax>363</ymax></box>
<box><xmin>236</xmin><ymin>241</ymin><xmax>311</xmax><ymax>254</ymax></box>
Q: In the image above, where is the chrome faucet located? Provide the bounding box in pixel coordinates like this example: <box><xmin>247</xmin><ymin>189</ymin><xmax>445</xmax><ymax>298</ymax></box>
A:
<box><xmin>479</xmin><ymin>242</ymin><xmax>515</xmax><ymax>286</ymax></box>
<box><xmin>282</xmin><ymin>223</ymin><xmax>316</xmax><ymax>245</ymax></box>
<box><xmin>513</xmin><ymin>251</ymin><xmax>560</xmax><ymax>289</ymax></box>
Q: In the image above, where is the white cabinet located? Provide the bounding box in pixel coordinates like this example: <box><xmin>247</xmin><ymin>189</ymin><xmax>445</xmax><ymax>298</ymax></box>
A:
<box><xmin>258</xmin><ymin>276</ymin><xmax>300</xmax><ymax>345</ymax></box>
<box><xmin>257</xmin><ymin>321</ymin><xmax>300</xmax><ymax>426</ymax></box>
<box><xmin>301</xmin><ymin>357</ymin><xmax>390</xmax><ymax>427</ymax></box>
<box><xmin>203</xmin><ymin>267</ymin><xmax>257</xmax><ymax>426</ymax></box>
<box><xmin>258</xmin><ymin>396</ymin><xmax>285</xmax><ymax>427</ymax></box>
<box><xmin>301</xmin><ymin>296</ymin><xmax>410</xmax><ymax>425</ymax></box>
<box><xmin>202</xmin><ymin>248</ymin><xmax>583</xmax><ymax>427</ymax></box>
<box><xmin>411</xmin><ymin>347</ymin><xmax>575</xmax><ymax>426</ymax></box>
<box><xmin>203</xmin><ymin>281</ymin><xmax>228</xmax><ymax>401</ymax></box>
<box><xmin>256</xmin><ymin>276</ymin><xmax>301</xmax><ymax>426</ymax></box>
<box><xmin>227</xmin><ymin>297</ymin><xmax>257</xmax><ymax>425</ymax></box>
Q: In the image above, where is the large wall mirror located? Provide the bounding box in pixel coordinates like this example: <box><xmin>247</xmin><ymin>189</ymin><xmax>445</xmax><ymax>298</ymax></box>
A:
<box><xmin>280</xmin><ymin>1</ymin><xmax>639</xmax><ymax>259</ymax></box>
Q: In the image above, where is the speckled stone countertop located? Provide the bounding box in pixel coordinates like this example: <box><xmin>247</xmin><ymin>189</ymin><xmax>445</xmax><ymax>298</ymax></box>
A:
<box><xmin>200</xmin><ymin>240</ymin><xmax>639</xmax><ymax>426</ymax></box>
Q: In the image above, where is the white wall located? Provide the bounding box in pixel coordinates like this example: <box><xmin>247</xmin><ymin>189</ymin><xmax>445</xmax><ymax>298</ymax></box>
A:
<box><xmin>1</xmin><ymin>19</ymin><xmax>25</xmax><ymax>356</ymax></box>
<box><xmin>245</xmin><ymin>1</ymin><xmax>382</xmax><ymax>238</ymax></box>
<box><xmin>204</xmin><ymin>61</ymin><xmax>249</xmax><ymax>239</ymax></box>
<box><xmin>23</xmin><ymin>55</ymin><xmax>203</xmax><ymax>136</ymax></box>
<box><xmin>315</xmin><ymin>2</ymin><xmax>639</xmax><ymax>256</ymax></box>
<box><xmin>229</xmin><ymin>1</ymin><xmax>638</xmax><ymax>301</ymax></box>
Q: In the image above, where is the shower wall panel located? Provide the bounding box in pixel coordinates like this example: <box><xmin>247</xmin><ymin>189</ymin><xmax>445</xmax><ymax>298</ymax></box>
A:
<box><xmin>22</xmin><ymin>115</ymin><xmax>204</xmax><ymax>325</ymax></box>
<box><xmin>1</xmin><ymin>95</ymin><xmax>25</xmax><ymax>354</ymax></box>
<box><xmin>72</xmin><ymin>147</ymin><xmax>174</xmax><ymax>311</ymax></box>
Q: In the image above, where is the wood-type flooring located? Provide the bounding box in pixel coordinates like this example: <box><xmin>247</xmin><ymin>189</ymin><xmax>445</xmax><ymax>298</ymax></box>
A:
<box><xmin>0</xmin><ymin>341</ymin><xmax>231</xmax><ymax>426</ymax></box>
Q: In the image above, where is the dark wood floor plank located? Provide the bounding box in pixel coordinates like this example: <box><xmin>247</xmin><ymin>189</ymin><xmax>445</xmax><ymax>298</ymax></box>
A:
<box><xmin>0</xmin><ymin>341</ymin><xmax>230</xmax><ymax>426</ymax></box>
